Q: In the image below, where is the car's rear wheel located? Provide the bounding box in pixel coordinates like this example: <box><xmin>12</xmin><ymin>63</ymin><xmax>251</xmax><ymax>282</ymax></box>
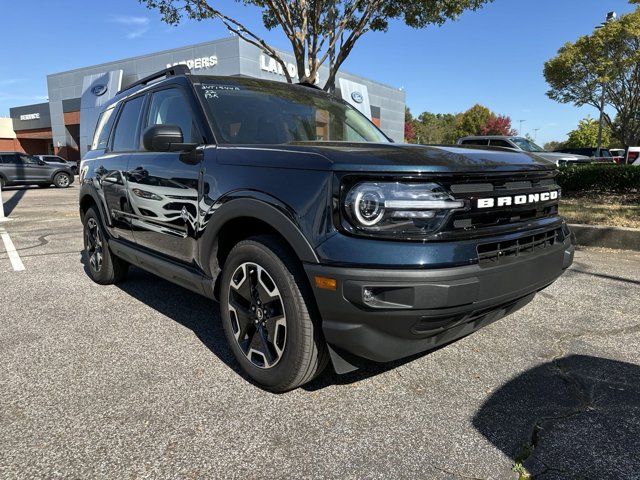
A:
<box><xmin>82</xmin><ymin>207</ymin><xmax>128</xmax><ymax>284</ymax></box>
<box><xmin>220</xmin><ymin>235</ymin><xmax>328</xmax><ymax>392</ymax></box>
<box><xmin>53</xmin><ymin>172</ymin><xmax>71</xmax><ymax>188</ymax></box>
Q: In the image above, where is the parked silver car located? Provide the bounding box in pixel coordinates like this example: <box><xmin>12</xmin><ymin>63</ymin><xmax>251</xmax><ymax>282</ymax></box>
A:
<box><xmin>456</xmin><ymin>136</ymin><xmax>592</xmax><ymax>167</ymax></box>
<box><xmin>37</xmin><ymin>154</ymin><xmax>78</xmax><ymax>175</ymax></box>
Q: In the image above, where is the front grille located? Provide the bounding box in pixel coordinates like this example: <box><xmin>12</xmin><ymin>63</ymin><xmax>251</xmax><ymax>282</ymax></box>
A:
<box><xmin>441</xmin><ymin>171</ymin><xmax>560</xmax><ymax>235</ymax></box>
<box><xmin>477</xmin><ymin>228</ymin><xmax>562</xmax><ymax>266</ymax></box>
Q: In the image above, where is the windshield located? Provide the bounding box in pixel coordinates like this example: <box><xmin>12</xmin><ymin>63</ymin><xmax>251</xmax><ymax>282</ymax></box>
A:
<box><xmin>510</xmin><ymin>137</ymin><xmax>545</xmax><ymax>152</ymax></box>
<box><xmin>195</xmin><ymin>79</ymin><xmax>389</xmax><ymax>145</ymax></box>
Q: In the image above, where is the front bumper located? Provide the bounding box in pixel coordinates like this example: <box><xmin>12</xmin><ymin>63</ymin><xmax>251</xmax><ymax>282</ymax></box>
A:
<box><xmin>305</xmin><ymin>230</ymin><xmax>574</xmax><ymax>373</ymax></box>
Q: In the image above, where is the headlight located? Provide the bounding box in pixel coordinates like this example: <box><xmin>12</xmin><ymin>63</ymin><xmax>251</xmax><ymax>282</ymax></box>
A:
<box><xmin>343</xmin><ymin>182</ymin><xmax>464</xmax><ymax>238</ymax></box>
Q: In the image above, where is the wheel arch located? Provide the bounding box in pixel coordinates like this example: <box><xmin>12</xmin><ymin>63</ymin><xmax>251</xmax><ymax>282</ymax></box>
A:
<box><xmin>79</xmin><ymin>186</ymin><xmax>111</xmax><ymax>229</ymax></box>
<box><xmin>50</xmin><ymin>168</ymin><xmax>71</xmax><ymax>182</ymax></box>
<box><xmin>200</xmin><ymin>197</ymin><xmax>319</xmax><ymax>299</ymax></box>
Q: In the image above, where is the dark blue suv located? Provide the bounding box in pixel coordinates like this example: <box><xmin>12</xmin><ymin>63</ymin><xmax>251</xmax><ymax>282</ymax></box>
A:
<box><xmin>79</xmin><ymin>66</ymin><xmax>574</xmax><ymax>391</ymax></box>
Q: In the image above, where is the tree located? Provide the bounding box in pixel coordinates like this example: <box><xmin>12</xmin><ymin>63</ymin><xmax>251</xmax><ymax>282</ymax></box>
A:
<box><xmin>480</xmin><ymin>114</ymin><xmax>517</xmax><ymax>136</ymax></box>
<box><xmin>543</xmin><ymin>140</ymin><xmax>565</xmax><ymax>152</ymax></box>
<box><xmin>544</xmin><ymin>7</ymin><xmax>640</xmax><ymax>147</ymax></box>
<box><xmin>404</xmin><ymin>107</ymin><xmax>416</xmax><ymax>143</ymax></box>
<box><xmin>565</xmin><ymin>117</ymin><xmax>611</xmax><ymax>148</ymax></box>
<box><xmin>453</xmin><ymin>104</ymin><xmax>492</xmax><ymax>139</ymax></box>
<box><xmin>141</xmin><ymin>0</ymin><xmax>494</xmax><ymax>91</ymax></box>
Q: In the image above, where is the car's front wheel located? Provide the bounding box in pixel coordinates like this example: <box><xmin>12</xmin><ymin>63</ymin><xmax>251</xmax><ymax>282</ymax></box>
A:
<box><xmin>82</xmin><ymin>207</ymin><xmax>128</xmax><ymax>284</ymax></box>
<box><xmin>53</xmin><ymin>172</ymin><xmax>71</xmax><ymax>188</ymax></box>
<box><xmin>220</xmin><ymin>235</ymin><xmax>328</xmax><ymax>392</ymax></box>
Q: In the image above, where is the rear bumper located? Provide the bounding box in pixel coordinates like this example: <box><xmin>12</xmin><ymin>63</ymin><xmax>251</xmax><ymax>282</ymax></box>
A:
<box><xmin>305</xmin><ymin>231</ymin><xmax>574</xmax><ymax>372</ymax></box>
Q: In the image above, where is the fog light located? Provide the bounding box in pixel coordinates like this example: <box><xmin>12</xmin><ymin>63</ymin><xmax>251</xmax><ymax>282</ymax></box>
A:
<box><xmin>363</xmin><ymin>288</ymin><xmax>374</xmax><ymax>303</ymax></box>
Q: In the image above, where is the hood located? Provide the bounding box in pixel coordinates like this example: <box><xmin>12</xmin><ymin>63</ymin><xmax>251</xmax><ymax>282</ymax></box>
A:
<box><xmin>217</xmin><ymin>142</ymin><xmax>557</xmax><ymax>173</ymax></box>
<box><xmin>534</xmin><ymin>152</ymin><xmax>591</xmax><ymax>162</ymax></box>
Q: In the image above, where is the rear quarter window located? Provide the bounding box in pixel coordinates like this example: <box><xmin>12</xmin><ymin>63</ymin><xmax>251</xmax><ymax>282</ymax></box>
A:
<box><xmin>91</xmin><ymin>106</ymin><xmax>116</xmax><ymax>150</ymax></box>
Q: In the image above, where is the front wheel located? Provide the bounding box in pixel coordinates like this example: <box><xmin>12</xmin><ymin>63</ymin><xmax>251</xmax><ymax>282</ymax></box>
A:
<box><xmin>82</xmin><ymin>207</ymin><xmax>128</xmax><ymax>284</ymax></box>
<box><xmin>220</xmin><ymin>235</ymin><xmax>328</xmax><ymax>392</ymax></box>
<box><xmin>53</xmin><ymin>172</ymin><xmax>71</xmax><ymax>188</ymax></box>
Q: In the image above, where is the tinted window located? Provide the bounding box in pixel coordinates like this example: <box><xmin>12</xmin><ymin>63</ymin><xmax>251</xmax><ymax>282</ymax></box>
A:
<box><xmin>1</xmin><ymin>154</ymin><xmax>19</xmax><ymax>164</ymax></box>
<box><xmin>92</xmin><ymin>107</ymin><xmax>116</xmax><ymax>150</ymax></box>
<box><xmin>462</xmin><ymin>139</ymin><xmax>489</xmax><ymax>146</ymax></box>
<box><xmin>489</xmin><ymin>139</ymin><xmax>513</xmax><ymax>148</ymax></box>
<box><xmin>146</xmin><ymin>88</ymin><xmax>200</xmax><ymax>144</ymax></box>
<box><xmin>112</xmin><ymin>97</ymin><xmax>145</xmax><ymax>152</ymax></box>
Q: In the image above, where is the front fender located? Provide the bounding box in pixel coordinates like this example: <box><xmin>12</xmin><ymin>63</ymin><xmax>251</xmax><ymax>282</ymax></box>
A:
<box><xmin>199</xmin><ymin>193</ymin><xmax>319</xmax><ymax>276</ymax></box>
<box><xmin>79</xmin><ymin>183</ymin><xmax>111</xmax><ymax>228</ymax></box>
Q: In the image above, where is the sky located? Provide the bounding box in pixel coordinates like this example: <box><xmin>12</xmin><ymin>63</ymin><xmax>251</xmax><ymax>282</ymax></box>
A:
<box><xmin>0</xmin><ymin>0</ymin><xmax>636</xmax><ymax>145</ymax></box>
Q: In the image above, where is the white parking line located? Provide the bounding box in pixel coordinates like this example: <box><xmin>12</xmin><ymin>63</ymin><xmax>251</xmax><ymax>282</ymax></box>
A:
<box><xmin>0</xmin><ymin>227</ymin><xmax>25</xmax><ymax>272</ymax></box>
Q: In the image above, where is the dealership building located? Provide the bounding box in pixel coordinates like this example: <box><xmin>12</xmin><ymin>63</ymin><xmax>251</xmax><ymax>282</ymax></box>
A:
<box><xmin>3</xmin><ymin>37</ymin><xmax>406</xmax><ymax>160</ymax></box>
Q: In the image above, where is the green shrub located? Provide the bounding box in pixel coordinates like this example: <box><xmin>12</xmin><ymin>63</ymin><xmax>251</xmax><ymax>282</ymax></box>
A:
<box><xmin>557</xmin><ymin>164</ymin><xmax>640</xmax><ymax>193</ymax></box>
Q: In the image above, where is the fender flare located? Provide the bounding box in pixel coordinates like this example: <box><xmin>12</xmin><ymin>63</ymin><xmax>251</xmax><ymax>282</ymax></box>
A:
<box><xmin>199</xmin><ymin>195</ymin><xmax>319</xmax><ymax>276</ymax></box>
<box><xmin>79</xmin><ymin>184</ymin><xmax>112</xmax><ymax>228</ymax></box>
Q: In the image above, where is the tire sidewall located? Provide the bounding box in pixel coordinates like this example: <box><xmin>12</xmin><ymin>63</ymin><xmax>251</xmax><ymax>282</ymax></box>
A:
<box><xmin>83</xmin><ymin>208</ymin><xmax>113</xmax><ymax>283</ymax></box>
<box><xmin>220</xmin><ymin>241</ymin><xmax>310</xmax><ymax>389</ymax></box>
<box><xmin>54</xmin><ymin>172</ymin><xmax>70</xmax><ymax>188</ymax></box>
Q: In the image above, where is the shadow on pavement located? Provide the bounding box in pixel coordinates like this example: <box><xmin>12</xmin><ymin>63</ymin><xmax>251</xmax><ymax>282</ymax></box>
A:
<box><xmin>114</xmin><ymin>266</ymin><xmax>241</xmax><ymax>370</ymax></box>
<box><xmin>473</xmin><ymin>354</ymin><xmax>640</xmax><ymax>479</ymax></box>
<box><xmin>79</xmin><ymin>252</ymin><xmax>442</xmax><ymax>391</ymax></box>
<box><xmin>2</xmin><ymin>187</ymin><xmax>29</xmax><ymax>216</ymax></box>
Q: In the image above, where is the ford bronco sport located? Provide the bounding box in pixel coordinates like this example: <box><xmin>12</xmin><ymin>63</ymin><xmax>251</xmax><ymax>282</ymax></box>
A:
<box><xmin>79</xmin><ymin>66</ymin><xmax>574</xmax><ymax>391</ymax></box>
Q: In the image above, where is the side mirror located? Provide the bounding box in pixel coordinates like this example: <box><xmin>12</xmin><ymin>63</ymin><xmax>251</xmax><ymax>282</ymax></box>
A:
<box><xmin>142</xmin><ymin>124</ymin><xmax>197</xmax><ymax>152</ymax></box>
<box><xmin>38</xmin><ymin>159</ymin><xmax>46</xmax><ymax>165</ymax></box>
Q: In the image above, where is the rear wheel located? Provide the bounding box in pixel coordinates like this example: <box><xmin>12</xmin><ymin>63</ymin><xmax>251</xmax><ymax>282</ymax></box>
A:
<box><xmin>53</xmin><ymin>172</ymin><xmax>71</xmax><ymax>188</ymax></box>
<box><xmin>82</xmin><ymin>207</ymin><xmax>128</xmax><ymax>284</ymax></box>
<box><xmin>0</xmin><ymin>177</ymin><xmax>5</xmax><ymax>189</ymax></box>
<box><xmin>220</xmin><ymin>235</ymin><xmax>328</xmax><ymax>392</ymax></box>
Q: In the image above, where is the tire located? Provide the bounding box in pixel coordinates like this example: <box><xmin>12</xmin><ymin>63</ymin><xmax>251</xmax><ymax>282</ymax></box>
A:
<box><xmin>220</xmin><ymin>235</ymin><xmax>328</xmax><ymax>392</ymax></box>
<box><xmin>53</xmin><ymin>172</ymin><xmax>71</xmax><ymax>188</ymax></box>
<box><xmin>0</xmin><ymin>177</ymin><xmax>5</xmax><ymax>189</ymax></box>
<box><xmin>82</xmin><ymin>207</ymin><xmax>128</xmax><ymax>285</ymax></box>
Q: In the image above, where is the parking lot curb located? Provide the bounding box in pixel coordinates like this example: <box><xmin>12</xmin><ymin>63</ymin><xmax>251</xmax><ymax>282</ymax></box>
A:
<box><xmin>569</xmin><ymin>223</ymin><xmax>640</xmax><ymax>251</ymax></box>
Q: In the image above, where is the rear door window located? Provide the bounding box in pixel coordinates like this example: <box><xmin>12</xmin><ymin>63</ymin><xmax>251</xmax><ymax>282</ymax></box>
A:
<box><xmin>489</xmin><ymin>139</ymin><xmax>513</xmax><ymax>148</ymax></box>
<box><xmin>112</xmin><ymin>96</ymin><xmax>145</xmax><ymax>152</ymax></box>
<box><xmin>462</xmin><ymin>139</ymin><xmax>489</xmax><ymax>146</ymax></box>
<box><xmin>1</xmin><ymin>154</ymin><xmax>20</xmax><ymax>164</ymax></box>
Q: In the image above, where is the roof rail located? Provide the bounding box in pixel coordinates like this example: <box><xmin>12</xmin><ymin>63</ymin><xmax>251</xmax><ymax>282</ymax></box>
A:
<box><xmin>117</xmin><ymin>64</ymin><xmax>191</xmax><ymax>95</ymax></box>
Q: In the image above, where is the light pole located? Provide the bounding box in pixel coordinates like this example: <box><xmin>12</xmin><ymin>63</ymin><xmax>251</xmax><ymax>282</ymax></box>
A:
<box><xmin>0</xmin><ymin>181</ymin><xmax>5</xmax><ymax>221</ymax></box>
<box><xmin>595</xmin><ymin>11</ymin><xmax>617</xmax><ymax>157</ymax></box>
<box><xmin>533</xmin><ymin>128</ymin><xmax>540</xmax><ymax>141</ymax></box>
<box><xmin>519</xmin><ymin>120</ymin><xmax>526</xmax><ymax>136</ymax></box>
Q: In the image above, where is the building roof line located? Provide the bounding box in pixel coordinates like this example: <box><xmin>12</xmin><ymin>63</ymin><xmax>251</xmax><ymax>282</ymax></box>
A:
<box><xmin>47</xmin><ymin>37</ymin><xmax>239</xmax><ymax>77</ymax></box>
<box><xmin>47</xmin><ymin>37</ymin><xmax>404</xmax><ymax>93</ymax></box>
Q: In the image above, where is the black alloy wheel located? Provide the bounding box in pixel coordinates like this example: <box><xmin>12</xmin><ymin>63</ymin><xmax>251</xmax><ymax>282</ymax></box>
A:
<box><xmin>228</xmin><ymin>261</ymin><xmax>287</xmax><ymax>369</ymax></box>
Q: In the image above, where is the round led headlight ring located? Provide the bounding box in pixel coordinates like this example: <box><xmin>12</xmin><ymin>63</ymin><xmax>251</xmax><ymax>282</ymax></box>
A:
<box><xmin>353</xmin><ymin>188</ymin><xmax>385</xmax><ymax>226</ymax></box>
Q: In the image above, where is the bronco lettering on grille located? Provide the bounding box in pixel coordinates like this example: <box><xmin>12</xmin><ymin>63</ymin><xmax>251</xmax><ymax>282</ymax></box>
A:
<box><xmin>477</xmin><ymin>191</ymin><xmax>559</xmax><ymax>209</ymax></box>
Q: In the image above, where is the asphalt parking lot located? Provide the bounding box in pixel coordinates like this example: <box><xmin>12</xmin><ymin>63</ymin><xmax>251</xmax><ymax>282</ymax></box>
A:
<box><xmin>1</xmin><ymin>185</ymin><xmax>639</xmax><ymax>479</ymax></box>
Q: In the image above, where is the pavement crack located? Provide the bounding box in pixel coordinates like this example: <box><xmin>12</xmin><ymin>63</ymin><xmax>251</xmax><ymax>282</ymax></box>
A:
<box><xmin>513</xmin><ymin>330</ymin><xmax>601</xmax><ymax>479</ymax></box>
<box><xmin>432</xmin><ymin>464</ymin><xmax>487</xmax><ymax>480</ymax></box>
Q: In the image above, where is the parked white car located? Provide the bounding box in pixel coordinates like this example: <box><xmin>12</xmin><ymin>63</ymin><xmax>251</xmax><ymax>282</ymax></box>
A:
<box><xmin>626</xmin><ymin>146</ymin><xmax>640</xmax><ymax>165</ymax></box>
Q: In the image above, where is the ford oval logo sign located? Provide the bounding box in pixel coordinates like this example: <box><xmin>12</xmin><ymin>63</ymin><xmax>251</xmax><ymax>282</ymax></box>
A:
<box><xmin>91</xmin><ymin>84</ymin><xmax>108</xmax><ymax>97</ymax></box>
<box><xmin>351</xmin><ymin>91</ymin><xmax>364</xmax><ymax>104</ymax></box>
